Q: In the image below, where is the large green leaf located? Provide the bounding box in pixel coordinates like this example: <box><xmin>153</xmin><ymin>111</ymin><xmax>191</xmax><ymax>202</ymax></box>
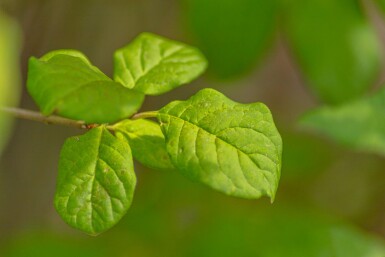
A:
<box><xmin>183</xmin><ymin>0</ymin><xmax>278</xmax><ymax>79</ymax></box>
<box><xmin>283</xmin><ymin>0</ymin><xmax>381</xmax><ymax>104</ymax></box>
<box><xmin>27</xmin><ymin>50</ymin><xmax>144</xmax><ymax>123</ymax></box>
<box><xmin>157</xmin><ymin>88</ymin><xmax>282</xmax><ymax>200</ymax></box>
<box><xmin>54</xmin><ymin>126</ymin><xmax>136</xmax><ymax>235</ymax></box>
<box><xmin>300</xmin><ymin>88</ymin><xmax>385</xmax><ymax>156</ymax></box>
<box><xmin>0</xmin><ymin>13</ymin><xmax>21</xmax><ymax>155</ymax></box>
<box><xmin>113</xmin><ymin>32</ymin><xmax>207</xmax><ymax>95</ymax></box>
<box><xmin>113</xmin><ymin>119</ymin><xmax>174</xmax><ymax>171</ymax></box>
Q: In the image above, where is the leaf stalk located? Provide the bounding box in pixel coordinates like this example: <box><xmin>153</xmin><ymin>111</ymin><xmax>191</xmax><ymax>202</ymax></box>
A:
<box><xmin>131</xmin><ymin>111</ymin><xmax>158</xmax><ymax>120</ymax></box>
<box><xmin>0</xmin><ymin>106</ymin><xmax>87</xmax><ymax>129</ymax></box>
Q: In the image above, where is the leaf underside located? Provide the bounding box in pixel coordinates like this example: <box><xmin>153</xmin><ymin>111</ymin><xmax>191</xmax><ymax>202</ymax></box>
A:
<box><xmin>55</xmin><ymin>126</ymin><xmax>136</xmax><ymax>235</ymax></box>
<box><xmin>158</xmin><ymin>88</ymin><xmax>282</xmax><ymax>200</ymax></box>
<box><xmin>114</xmin><ymin>119</ymin><xmax>174</xmax><ymax>171</ymax></box>
<box><xmin>114</xmin><ymin>32</ymin><xmax>208</xmax><ymax>95</ymax></box>
<box><xmin>27</xmin><ymin>50</ymin><xmax>144</xmax><ymax>123</ymax></box>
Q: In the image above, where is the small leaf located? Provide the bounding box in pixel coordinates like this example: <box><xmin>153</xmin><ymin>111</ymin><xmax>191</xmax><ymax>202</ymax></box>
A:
<box><xmin>300</xmin><ymin>88</ymin><xmax>385</xmax><ymax>156</ymax></box>
<box><xmin>183</xmin><ymin>0</ymin><xmax>278</xmax><ymax>79</ymax></box>
<box><xmin>283</xmin><ymin>0</ymin><xmax>381</xmax><ymax>104</ymax></box>
<box><xmin>157</xmin><ymin>88</ymin><xmax>282</xmax><ymax>200</ymax></box>
<box><xmin>113</xmin><ymin>32</ymin><xmax>208</xmax><ymax>95</ymax></box>
<box><xmin>27</xmin><ymin>50</ymin><xmax>144</xmax><ymax>123</ymax></box>
<box><xmin>54</xmin><ymin>126</ymin><xmax>136</xmax><ymax>235</ymax></box>
<box><xmin>0</xmin><ymin>12</ymin><xmax>21</xmax><ymax>155</ymax></box>
<box><xmin>114</xmin><ymin>119</ymin><xmax>174</xmax><ymax>171</ymax></box>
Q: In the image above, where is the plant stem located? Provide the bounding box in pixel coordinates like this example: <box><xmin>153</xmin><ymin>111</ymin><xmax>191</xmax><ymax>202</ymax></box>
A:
<box><xmin>0</xmin><ymin>106</ymin><xmax>87</xmax><ymax>129</ymax></box>
<box><xmin>131</xmin><ymin>111</ymin><xmax>158</xmax><ymax>120</ymax></box>
<box><xmin>1</xmin><ymin>107</ymin><xmax>159</xmax><ymax>129</ymax></box>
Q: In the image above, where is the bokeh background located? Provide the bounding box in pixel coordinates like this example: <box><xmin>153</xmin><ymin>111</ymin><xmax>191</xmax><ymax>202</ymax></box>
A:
<box><xmin>2</xmin><ymin>0</ymin><xmax>385</xmax><ymax>256</ymax></box>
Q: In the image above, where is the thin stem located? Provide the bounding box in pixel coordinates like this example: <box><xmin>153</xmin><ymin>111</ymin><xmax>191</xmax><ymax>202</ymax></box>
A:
<box><xmin>0</xmin><ymin>106</ymin><xmax>87</xmax><ymax>129</ymax></box>
<box><xmin>131</xmin><ymin>111</ymin><xmax>158</xmax><ymax>120</ymax></box>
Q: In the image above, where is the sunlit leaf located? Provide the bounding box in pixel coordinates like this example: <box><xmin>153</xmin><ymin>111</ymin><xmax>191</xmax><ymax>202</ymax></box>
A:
<box><xmin>183</xmin><ymin>0</ymin><xmax>278</xmax><ymax>79</ymax></box>
<box><xmin>283</xmin><ymin>0</ymin><xmax>381</xmax><ymax>104</ymax></box>
<box><xmin>300</xmin><ymin>88</ymin><xmax>385</xmax><ymax>156</ymax></box>
<box><xmin>27</xmin><ymin>50</ymin><xmax>144</xmax><ymax>123</ymax></box>
<box><xmin>157</xmin><ymin>88</ymin><xmax>282</xmax><ymax>200</ymax></box>
<box><xmin>55</xmin><ymin>126</ymin><xmax>136</xmax><ymax>235</ymax></box>
<box><xmin>114</xmin><ymin>119</ymin><xmax>174</xmax><ymax>171</ymax></box>
<box><xmin>114</xmin><ymin>32</ymin><xmax>207</xmax><ymax>95</ymax></box>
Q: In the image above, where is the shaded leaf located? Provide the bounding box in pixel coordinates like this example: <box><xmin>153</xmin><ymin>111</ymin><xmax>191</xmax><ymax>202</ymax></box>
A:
<box><xmin>0</xmin><ymin>13</ymin><xmax>21</xmax><ymax>155</ymax></box>
<box><xmin>331</xmin><ymin>226</ymin><xmax>385</xmax><ymax>257</ymax></box>
<box><xmin>300</xmin><ymin>88</ymin><xmax>385</xmax><ymax>156</ymax></box>
<box><xmin>27</xmin><ymin>50</ymin><xmax>144</xmax><ymax>123</ymax></box>
<box><xmin>183</xmin><ymin>0</ymin><xmax>278</xmax><ymax>79</ymax></box>
<box><xmin>114</xmin><ymin>32</ymin><xmax>207</xmax><ymax>95</ymax></box>
<box><xmin>157</xmin><ymin>88</ymin><xmax>282</xmax><ymax>200</ymax></box>
<box><xmin>283</xmin><ymin>0</ymin><xmax>381</xmax><ymax>104</ymax></box>
<box><xmin>55</xmin><ymin>126</ymin><xmax>136</xmax><ymax>235</ymax></box>
<box><xmin>114</xmin><ymin>119</ymin><xmax>174</xmax><ymax>171</ymax></box>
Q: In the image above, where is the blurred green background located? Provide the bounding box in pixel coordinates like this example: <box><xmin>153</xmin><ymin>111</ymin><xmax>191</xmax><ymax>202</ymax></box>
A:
<box><xmin>2</xmin><ymin>0</ymin><xmax>385</xmax><ymax>256</ymax></box>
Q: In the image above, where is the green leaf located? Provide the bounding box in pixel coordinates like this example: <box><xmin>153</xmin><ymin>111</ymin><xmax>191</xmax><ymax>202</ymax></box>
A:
<box><xmin>113</xmin><ymin>119</ymin><xmax>174</xmax><ymax>171</ymax></box>
<box><xmin>113</xmin><ymin>32</ymin><xmax>208</xmax><ymax>95</ymax></box>
<box><xmin>183</xmin><ymin>0</ymin><xmax>278</xmax><ymax>79</ymax></box>
<box><xmin>0</xmin><ymin>13</ymin><xmax>21</xmax><ymax>155</ymax></box>
<box><xmin>27</xmin><ymin>50</ymin><xmax>144</xmax><ymax>123</ymax></box>
<box><xmin>283</xmin><ymin>0</ymin><xmax>381</xmax><ymax>104</ymax></box>
<box><xmin>157</xmin><ymin>88</ymin><xmax>282</xmax><ymax>200</ymax></box>
<box><xmin>54</xmin><ymin>126</ymin><xmax>136</xmax><ymax>235</ymax></box>
<box><xmin>300</xmin><ymin>88</ymin><xmax>385</xmax><ymax>156</ymax></box>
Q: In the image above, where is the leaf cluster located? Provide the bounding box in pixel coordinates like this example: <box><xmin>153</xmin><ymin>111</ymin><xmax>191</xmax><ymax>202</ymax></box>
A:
<box><xmin>26</xmin><ymin>33</ymin><xmax>282</xmax><ymax>235</ymax></box>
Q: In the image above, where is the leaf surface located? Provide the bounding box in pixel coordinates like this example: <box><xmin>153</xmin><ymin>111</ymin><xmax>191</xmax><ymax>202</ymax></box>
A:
<box><xmin>283</xmin><ymin>0</ymin><xmax>381</xmax><ymax>104</ymax></box>
<box><xmin>114</xmin><ymin>119</ymin><xmax>174</xmax><ymax>170</ymax></box>
<box><xmin>300</xmin><ymin>88</ymin><xmax>385</xmax><ymax>156</ymax></box>
<box><xmin>158</xmin><ymin>88</ymin><xmax>282</xmax><ymax>200</ymax></box>
<box><xmin>113</xmin><ymin>32</ymin><xmax>207</xmax><ymax>95</ymax></box>
<box><xmin>27</xmin><ymin>50</ymin><xmax>144</xmax><ymax>123</ymax></box>
<box><xmin>183</xmin><ymin>0</ymin><xmax>278</xmax><ymax>79</ymax></box>
<box><xmin>55</xmin><ymin>126</ymin><xmax>136</xmax><ymax>235</ymax></box>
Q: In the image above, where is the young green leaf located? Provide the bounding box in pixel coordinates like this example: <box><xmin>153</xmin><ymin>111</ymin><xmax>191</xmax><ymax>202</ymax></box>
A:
<box><xmin>113</xmin><ymin>32</ymin><xmax>208</xmax><ymax>95</ymax></box>
<box><xmin>27</xmin><ymin>50</ymin><xmax>144</xmax><ymax>123</ymax></box>
<box><xmin>283</xmin><ymin>0</ymin><xmax>381</xmax><ymax>104</ymax></box>
<box><xmin>113</xmin><ymin>119</ymin><xmax>174</xmax><ymax>171</ymax></box>
<box><xmin>183</xmin><ymin>0</ymin><xmax>278</xmax><ymax>79</ymax></box>
<box><xmin>157</xmin><ymin>88</ymin><xmax>282</xmax><ymax>200</ymax></box>
<box><xmin>0</xmin><ymin>13</ymin><xmax>21</xmax><ymax>155</ymax></box>
<box><xmin>54</xmin><ymin>126</ymin><xmax>136</xmax><ymax>235</ymax></box>
<box><xmin>300</xmin><ymin>88</ymin><xmax>385</xmax><ymax>156</ymax></box>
